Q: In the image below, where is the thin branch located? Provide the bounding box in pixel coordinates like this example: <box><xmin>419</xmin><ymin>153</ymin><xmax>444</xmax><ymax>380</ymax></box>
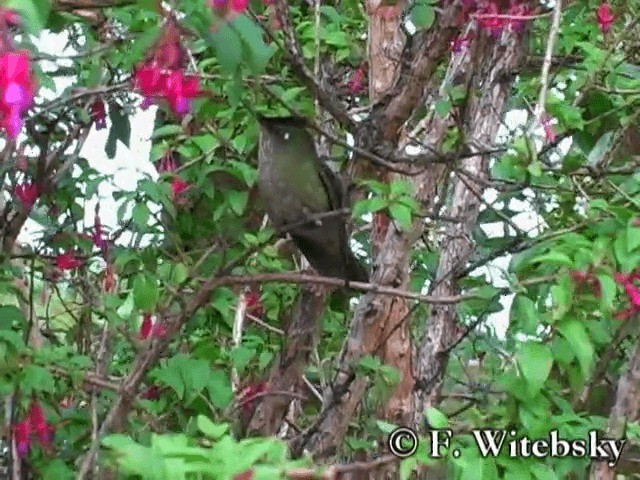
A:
<box><xmin>202</xmin><ymin>272</ymin><xmax>472</xmax><ymax>304</ymax></box>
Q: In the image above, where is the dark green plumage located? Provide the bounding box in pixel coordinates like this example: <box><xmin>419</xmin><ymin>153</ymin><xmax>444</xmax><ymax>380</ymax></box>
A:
<box><xmin>257</xmin><ymin>116</ymin><xmax>368</xmax><ymax>283</ymax></box>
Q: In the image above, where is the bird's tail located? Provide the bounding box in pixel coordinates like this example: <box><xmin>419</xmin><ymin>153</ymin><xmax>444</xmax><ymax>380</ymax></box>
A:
<box><xmin>346</xmin><ymin>253</ymin><xmax>369</xmax><ymax>283</ymax></box>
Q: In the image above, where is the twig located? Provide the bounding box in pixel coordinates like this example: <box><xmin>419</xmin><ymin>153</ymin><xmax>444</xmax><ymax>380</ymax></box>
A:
<box><xmin>530</xmin><ymin>0</ymin><xmax>563</xmax><ymax>125</ymax></box>
<box><xmin>199</xmin><ymin>272</ymin><xmax>472</xmax><ymax>304</ymax></box>
<box><xmin>232</xmin><ymin>292</ymin><xmax>247</xmax><ymax>393</ymax></box>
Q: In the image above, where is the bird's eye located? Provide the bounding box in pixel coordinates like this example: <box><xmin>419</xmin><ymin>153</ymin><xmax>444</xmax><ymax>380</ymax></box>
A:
<box><xmin>283</xmin><ymin>133</ymin><xmax>290</xmax><ymax>140</ymax></box>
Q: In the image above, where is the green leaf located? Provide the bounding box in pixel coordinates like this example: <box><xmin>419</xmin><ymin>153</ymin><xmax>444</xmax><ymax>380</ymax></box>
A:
<box><xmin>389</xmin><ymin>203</ymin><xmax>413</xmax><ymax>231</ymax></box>
<box><xmin>597</xmin><ymin>274</ymin><xmax>616</xmax><ymax>311</ymax></box>
<box><xmin>105</xmin><ymin>103</ymin><xmax>131</xmax><ymax>159</ymax></box>
<box><xmin>6</xmin><ymin>0</ymin><xmax>51</xmax><ymax>34</ymax></box>
<box><xmin>132</xmin><ymin>203</ymin><xmax>150</xmax><ymax>229</ymax></box>
<box><xmin>587</xmin><ymin>132</ymin><xmax>613</xmax><ymax>166</ymax></box>
<box><xmin>412</xmin><ymin>3</ymin><xmax>435</xmax><ymax>29</ymax></box>
<box><xmin>531</xmin><ymin>251</ymin><xmax>573</xmax><ymax>267</ymax></box>
<box><xmin>557</xmin><ymin>318</ymin><xmax>594</xmax><ymax>377</ymax></box>
<box><xmin>376</xmin><ymin>420</ymin><xmax>398</xmax><ymax>434</ymax></box>
<box><xmin>509</xmin><ymin>296</ymin><xmax>538</xmax><ymax>334</ymax></box>
<box><xmin>627</xmin><ymin>224</ymin><xmax>640</xmax><ymax>252</ymax></box>
<box><xmin>171</xmin><ymin>263</ymin><xmax>189</xmax><ymax>285</ymax></box>
<box><xmin>226</xmin><ymin>190</ymin><xmax>249</xmax><ymax>215</ymax></box>
<box><xmin>0</xmin><ymin>305</ymin><xmax>25</xmax><ymax>327</ymax></box>
<box><xmin>209</xmin><ymin>23</ymin><xmax>243</xmax><ymax>75</ymax></box>
<box><xmin>207</xmin><ymin>369</ymin><xmax>233</xmax><ymax>408</ymax></box>
<box><xmin>132</xmin><ymin>274</ymin><xmax>159</xmax><ymax>312</ymax></box>
<box><xmin>517</xmin><ymin>342</ymin><xmax>552</xmax><ymax>393</ymax></box>
<box><xmin>197</xmin><ymin>415</ymin><xmax>229</xmax><ymax>440</ymax></box>
<box><xmin>152</xmin><ymin>124</ymin><xmax>183</xmax><ymax>139</ymax></box>
<box><xmin>231</xmin><ymin>15</ymin><xmax>273</xmax><ymax>74</ymax></box>
<box><xmin>426</xmin><ymin>407</ymin><xmax>448</xmax><ymax>429</ymax></box>
<box><xmin>20</xmin><ymin>364</ymin><xmax>56</xmax><ymax>393</ymax></box>
<box><xmin>435</xmin><ymin>99</ymin><xmax>451</xmax><ymax>118</ymax></box>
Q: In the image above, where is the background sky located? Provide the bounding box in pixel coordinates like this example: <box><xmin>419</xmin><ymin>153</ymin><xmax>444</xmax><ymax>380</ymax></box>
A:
<box><xmin>17</xmin><ymin>30</ymin><xmax>569</xmax><ymax>340</ymax></box>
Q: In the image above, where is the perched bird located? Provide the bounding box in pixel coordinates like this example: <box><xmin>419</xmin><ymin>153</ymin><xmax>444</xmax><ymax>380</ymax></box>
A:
<box><xmin>257</xmin><ymin>115</ymin><xmax>368</xmax><ymax>283</ymax></box>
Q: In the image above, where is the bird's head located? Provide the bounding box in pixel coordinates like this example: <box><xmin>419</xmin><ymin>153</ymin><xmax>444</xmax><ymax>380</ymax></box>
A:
<box><xmin>257</xmin><ymin>115</ymin><xmax>315</xmax><ymax>151</ymax></box>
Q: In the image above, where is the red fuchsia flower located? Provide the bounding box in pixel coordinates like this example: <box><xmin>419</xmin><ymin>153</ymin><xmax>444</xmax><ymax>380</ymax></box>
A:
<box><xmin>450</xmin><ymin>34</ymin><xmax>472</xmax><ymax>54</ymax></box>
<box><xmin>347</xmin><ymin>65</ymin><xmax>366</xmax><ymax>95</ymax></box>
<box><xmin>158</xmin><ymin>152</ymin><xmax>178</xmax><ymax>174</ymax></box>
<box><xmin>210</xmin><ymin>0</ymin><xmax>248</xmax><ymax>13</ymax></box>
<box><xmin>569</xmin><ymin>270</ymin><xmax>601</xmax><ymax>298</ymax></box>
<box><xmin>230</xmin><ymin>0</ymin><xmax>249</xmax><ymax>12</ymax></box>
<box><xmin>237</xmin><ymin>382</ymin><xmax>268</xmax><ymax>413</ymax></box>
<box><xmin>613</xmin><ymin>271</ymin><xmax>640</xmax><ymax>320</ymax></box>
<box><xmin>0</xmin><ymin>8</ymin><xmax>20</xmax><ymax>28</ymax></box>
<box><xmin>596</xmin><ymin>3</ymin><xmax>614</xmax><ymax>34</ymax></box>
<box><xmin>13</xmin><ymin>182</ymin><xmax>38</xmax><ymax>209</ymax></box>
<box><xmin>89</xmin><ymin>100</ymin><xmax>107</xmax><ymax>130</ymax></box>
<box><xmin>28</xmin><ymin>400</ymin><xmax>53</xmax><ymax>447</ymax></box>
<box><xmin>171</xmin><ymin>177</ymin><xmax>189</xmax><ymax>200</ymax></box>
<box><xmin>0</xmin><ymin>50</ymin><xmax>37</xmax><ymax>139</ymax></box>
<box><xmin>476</xmin><ymin>1</ymin><xmax>505</xmax><ymax>38</ymax></box>
<box><xmin>507</xmin><ymin>3</ymin><xmax>529</xmax><ymax>33</ymax></box>
<box><xmin>140</xmin><ymin>385</ymin><xmax>161</xmax><ymax>400</ymax></box>
<box><xmin>133</xmin><ymin>66</ymin><xmax>201</xmax><ymax>116</ymax></box>
<box><xmin>162</xmin><ymin>70</ymin><xmax>201</xmax><ymax>115</ymax></box>
<box><xmin>541</xmin><ymin>114</ymin><xmax>556</xmax><ymax>143</ymax></box>
<box><xmin>245</xmin><ymin>288</ymin><xmax>264</xmax><ymax>318</ymax></box>
<box><xmin>102</xmin><ymin>263</ymin><xmax>116</xmax><ymax>293</ymax></box>
<box><xmin>139</xmin><ymin>314</ymin><xmax>168</xmax><ymax>340</ymax></box>
<box><xmin>92</xmin><ymin>212</ymin><xmax>108</xmax><ymax>251</ymax></box>
<box><xmin>14</xmin><ymin>420</ymin><xmax>30</xmax><ymax>457</ymax></box>
<box><xmin>234</xmin><ymin>470</ymin><xmax>254</xmax><ymax>480</ymax></box>
<box><xmin>154</xmin><ymin>22</ymin><xmax>187</xmax><ymax>71</ymax></box>
<box><xmin>56</xmin><ymin>252</ymin><xmax>82</xmax><ymax>270</ymax></box>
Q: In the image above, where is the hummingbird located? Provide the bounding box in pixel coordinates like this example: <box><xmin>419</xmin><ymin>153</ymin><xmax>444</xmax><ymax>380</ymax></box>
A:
<box><xmin>257</xmin><ymin>115</ymin><xmax>369</xmax><ymax>283</ymax></box>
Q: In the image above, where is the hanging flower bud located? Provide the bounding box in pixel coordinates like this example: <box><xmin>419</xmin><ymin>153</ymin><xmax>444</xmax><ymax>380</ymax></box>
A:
<box><xmin>56</xmin><ymin>252</ymin><xmax>82</xmax><ymax>270</ymax></box>
<box><xmin>90</xmin><ymin>100</ymin><xmax>107</xmax><ymax>130</ymax></box>
<box><xmin>596</xmin><ymin>3</ymin><xmax>614</xmax><ymax>34</ymax></box>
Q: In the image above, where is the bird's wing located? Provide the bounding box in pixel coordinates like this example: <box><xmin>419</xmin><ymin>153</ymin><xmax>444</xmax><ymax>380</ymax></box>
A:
<box><xmin>315</xmin><ymin>159</ymin><xmax>356</xmax><ymax>272</ymax></box>
<box><xmin>316</xmin><ymin>160</ymin><xmax>346</xmax><ymax>212</ymax></box>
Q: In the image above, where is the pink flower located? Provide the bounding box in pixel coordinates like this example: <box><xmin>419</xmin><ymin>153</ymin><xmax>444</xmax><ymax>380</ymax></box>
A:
<box><xmin>450</xmin><ymin>34</ymin><xmax>472</xmax><ymax>53</ymax></box>
<box><xmin>211</xmin><ymin>0</ymin><xmax>228</xmax><ymax>9</ymax></box>
<box><xmin>476</xmin><ymin>1</ymin><xmax>505</xmax><ymax>37</ymax></box>
<box><xmin>141</xmin><ymin>385</ymin><xmax>161</xmax><ymax>400</ymax></box>
<box><xmin>0</xmin><ymin>51</ymin><xmax>36</xmax><ymax>138</ymax></box>
<box><xmin>162</xmin><ymin>71</ymin><xmax>201</xmax><ymax>115</ymax></box>
<box><xmin>347</xmin><ymin>65</ymin><xmax>366</xmax><ymax>95</ymax></box>
<box><xmin>139</xmin><ymin>314</ymin><xmax>167</xmax><ymax>340</ymax></box>
<box><xmin>230</xmin><ymin>0</ymin><xmax>249</xmax><ymax>12</ymax></box>
<box><xmin>28</xmin><ymin>400</ymin><xmax>53</xmax><ymax>447</ymax></box>
<box><xmin>56</xmin><ymin>252</ymin><xmax>82</xmax><ymax>270</ymax></box>
<box><xmin>596</xmin><ymin>3</ymin><xmax>614</xmax><ymax>34</ymax></box>
<box><xmin>245</xmin><ymin>288</ymin><xmax>264</xmax><ymax>318</ymax></box>
<box><xmin>134</xmin><ymin>64</ymin><xmax>165</xmax><ymax>98</ymax></box>
<box><xmin>92</xmin><ymin>212</ymin><xmax>107</xmax><ymax>251</ymax></box>
<box><xmin>158</xmin><ymin>152</ymin><xmax>178</xmax><ymax>173</ymax></box>
<box><xmin>0</xmin><ymin>8</ymin><xmax>20</xmax><ymax>27</ymax></box>
<box><xmin>14</xmin><ymin>420</ymin><xmax>30</xmax><ymax>457</ymax></box>
<box><xmin>624</xmin><ymin>283</ymin><xmax>640</xmax><ymax>307</ymax></box>
<box><xmin>171</xmin><ymin>177</ymin><xmax>189</xmax><ymax>200</ymax></box>
<box><xmin>237</xmin><ymin>382</ymin><xmax>268</xmax><ymax>413</ymax></box>
<box><xmin>90</xmin><ymin>100</ymin><xmax>107</xmax><ymax>130</ymax></box>
<box><xmin>541</xmin><ymin>114</ymin><xmax>556</xmax><ymax>143</ymax></box>
<box><xmin>101</xmin><ymin>264</ymin><xmax>116</xmax><ymax>293</ymax></box>
<box><xmin>507</xmin><ymin>3</ymin><xmax>529</xmax><ymax>33</ymax></box>
<box><xmin>13</xmin><ymin>182</ymin><xmax>38</xmax><ymax>209</ymax></box>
